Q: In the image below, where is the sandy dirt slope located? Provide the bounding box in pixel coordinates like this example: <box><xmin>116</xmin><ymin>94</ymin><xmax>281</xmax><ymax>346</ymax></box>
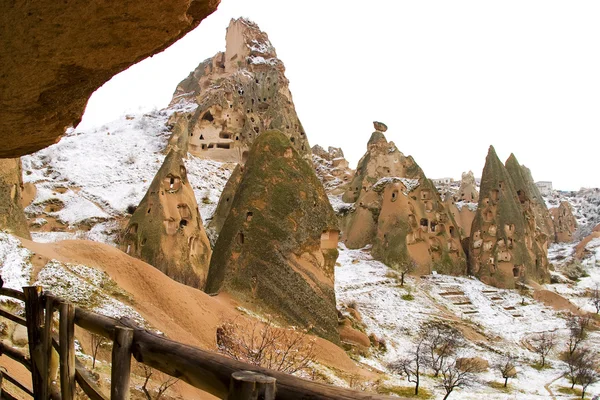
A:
<box><xmin>15</xmin><ymin>238</ymin><xmax>373</xmax><ymax>397</ymax></box>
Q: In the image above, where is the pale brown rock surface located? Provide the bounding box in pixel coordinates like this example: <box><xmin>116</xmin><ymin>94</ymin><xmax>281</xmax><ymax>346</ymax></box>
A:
<box><xmin>0</xmin><ymin>0</ymin><xmax>220</xmax><ymax>157</ymax></box>
<box><xmin>168</xmin><ymin>18</ymin><xmax>311</xmax><ymax>163</ymax></box>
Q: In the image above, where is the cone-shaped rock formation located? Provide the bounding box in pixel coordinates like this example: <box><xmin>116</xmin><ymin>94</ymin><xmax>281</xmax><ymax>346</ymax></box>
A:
<box><xmin>342</xmin><ymin>125</ymin><xmax>466</xmax><ymax>275</ymax></box>
<box><xmin>468</xmin><ymin>146</ymin><xmax>549</xmax><ymax>288</ymax></box>
<box><xmin>205</xmin><ymin>130</ymin><xmax>340</xmax><ymax>343</ymax></box>
<box><xmin>120</xmin><ymin>150</ymin><xmax>211</xmax><ymax>288</ymax></box>
<box><xmin>168</xmin><ymin>18</ymin><xmax>311</xmax><ymax>163</ymax></box>
<box><xmin>0</xmin><ymin>159</ymin><xmax>31</xmax><ymax>239</ymax></box>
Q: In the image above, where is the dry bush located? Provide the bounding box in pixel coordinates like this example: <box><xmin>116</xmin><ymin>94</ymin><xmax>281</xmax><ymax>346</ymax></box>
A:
<box><xmin>139</xmin><ymin>363</ymin><xmax>179</xmax><ymax>400</ymax></box>
<box><xmin>529</xmin><ymin>331</ymin><xmax>556</xmax><ymax>368</ymax></box>
<box><xmin>216</xmin><ymin>317</ymin><xmax>316</xmax><ymax>375</ymax></box>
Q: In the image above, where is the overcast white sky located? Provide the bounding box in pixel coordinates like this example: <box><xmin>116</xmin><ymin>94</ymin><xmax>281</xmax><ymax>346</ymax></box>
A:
<box><xmin>80</xmin><ymin>0</ymin><xmax>600</xmax><ymax>191</ymax></box>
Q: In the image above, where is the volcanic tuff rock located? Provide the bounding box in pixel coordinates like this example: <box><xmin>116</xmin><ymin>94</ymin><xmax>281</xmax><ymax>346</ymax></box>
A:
<box><xmin>206</xmin><ymin>163</ymin><xmax>244</xmax><ymax>239</ymax></box>
<box><xmin>458</xmin><ymin>171</ymin><xmax>479</xmax><ymax>202</ymax></box>
<box><xmin>468</xmin><ymin>146</ymin><xmax>549</xmax><ymax>288</ymax></box>
<box><xmin>550</xmin><ymin>201</ymin><xmax>577</xmax><ymax>243</ymax></box>
<box><xmin>342</xmin><ymin>128</ymin><xmax>466</xmax><ymax>275</ymax></box>
<box><xmin>0</xmin><ymin>159</ymin><xmax>31</xmax><ymax>239</ymax></box>
<box><xmin>312</xmin><ymin>145</ymin><xmax>354</xmax><ymax>195</ymax></box>
<box><xmin>121</xmin><ymin>150</ymin><xmax>211</xmax><ymax>288</ymax></box>
<box><xmin>205</xmin><ymin>130</ymin><xmax>340</xmax><ymax>343</ymax></box>
<box><xmin>168</xmin><ymin>18</ymin><xmax>311</xmax><ymax>164</ymax></box>
<box><xmin>0</xmin><ymin>0</ymin><xmax>220</xmax><ymax>158</ymax></box>
<box><xmin>504</xmin><ymin>154</ymin><xmax>555</xmax><ymax>246</ymax></box>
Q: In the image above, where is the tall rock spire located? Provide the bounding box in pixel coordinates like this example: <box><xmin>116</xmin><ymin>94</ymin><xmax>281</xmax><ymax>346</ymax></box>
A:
<box><xmin>120</xmin><ymin>150</ymin><xmax>212</xmax><ymax>288</ymax></box>
<box><xmin>468</xmin><ymin>146</ymin><xmax>549</xmax><ymax>288</ymax></box>
<box><xmin>168</xmin><ymin>18</ymin><xmax>311</xmax><ymax>163</ymax></box>
<box><xmin>205</xmin><ymin>130</ymin><xmax>340</xmax><ymax>343</ymax></box>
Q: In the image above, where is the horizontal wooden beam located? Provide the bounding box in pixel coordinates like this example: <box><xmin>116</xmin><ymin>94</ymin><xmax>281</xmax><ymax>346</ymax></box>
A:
<box><xmin>0</xmin><ymin>288</ymin><xmax>25</xmax><ymax>302</ymax></box>
<box><xmin>2</xmin><ymin>372</ymin><xmax>33</xmax><ymax>397</ymax></box>
<box><xmin>0</xmin><ymin>308</ymin><xmax>26</xmax><ymax>326</ymax></box>
<box><xmin>0</xmin><ymin>340</ymin><xmax>31</xmax><ymax>371</ymax></box>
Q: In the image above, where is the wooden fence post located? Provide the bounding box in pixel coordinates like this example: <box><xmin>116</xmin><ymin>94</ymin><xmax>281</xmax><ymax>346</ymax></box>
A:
<box><xmin>228</xmin><ymin>371</ymin><xmax>276</xmax><ymax>400</ymax></box>
<box><xmin>23</xmin><ymin>286</ymin><xmax>45</xmax><ymax>399</ymax></box>
<box><xmin>59</xmin><ymin>301</ymin><xmax>76</xmax><ymax>400</ymax></box>
<box><xmin>111</xmin><ymin>326</ymin><xmax>133</xmax><ymax>400</ymax></box>
<box><xmin>42</xmin><ymin>294</ymin><xmax>55</xmax><ymax>398</ymax></box>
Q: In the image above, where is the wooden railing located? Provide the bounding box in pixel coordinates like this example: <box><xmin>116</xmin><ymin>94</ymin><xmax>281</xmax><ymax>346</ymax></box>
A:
<box><xmin>0</xmin><ymin>286</ymin><xmax>401</xmax><ymax>400</ymax></box>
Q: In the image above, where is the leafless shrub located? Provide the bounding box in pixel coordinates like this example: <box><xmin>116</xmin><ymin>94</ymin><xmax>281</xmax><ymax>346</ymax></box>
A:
<box><xmin>439</xmin><ymin>358</ymin><xmax>480</xmax><ymax>400</ymax></box>
<box><xmin>216</xmin><ymin>317</ymin><xmax>316</xmax><ymax>375</ymax></box>
<box><xmin>90</xmin><ymin>332</ymin><xmax>106</xmax><ymax>369</ymax></box>
<box><xmin>140</xmin><ymin>364</ymin><xmax>179</xmax><ymax>400</ymax></box>
<box><xmin>567</xmin><ymin>314</ymin><xmax>590</xmax><ymax>356</ymax></box>
<box><xmin>529</xmin><ymin>331</ymin><xmax>556</xmax><ymax>368</ymax></box>
<box><xmin>421</xmin><ymin>320</ymin><xmax>463</xmax><ymax>377</ymax></box>
<box><xmin>388</xmin><ymin>337</ymin><xmax>426</xmax><ymax>395</ymax></box>
<box><xmin>495</xmin><ymin>355</ymin><xmax>517</xmax><ymax>387</ymax></box>
<box><xmin>591</xmin><ymin>283</ymin><xmax>600</xmax><ymax>314</ymax></box>
<box><xmin>393</xmin><ymin>260</ymin><xmax>416</xmax><ymax>286</ymax></box>
<box><xmin>576</xmin><ymin>351</ymin><xmax>600</xmax><ymax>399</ymax></box>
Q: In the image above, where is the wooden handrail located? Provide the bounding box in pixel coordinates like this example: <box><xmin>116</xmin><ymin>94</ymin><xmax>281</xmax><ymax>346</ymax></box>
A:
<box><xmin>0</xmin><ymin>308</ymin><xmax>26</xmax><ymax>326</ymax></box>
<box><xmin>0</xmin><ymin>287</ymin><xmax>401</xmax><ymax>400</ymax></box>
<box><xmin>0</xmin><ymin>288</ymin><xmax>25</xmax><ymax>302</ymax></box>
<box><xmin>2</xmin><ymin>372</ymin><xmax>34</xmax><ymax>397</ymax></box>
<box><xmin>0</xmin><ymin>340</ymin><xmax>31</xmax><ymax>371</ymax></box>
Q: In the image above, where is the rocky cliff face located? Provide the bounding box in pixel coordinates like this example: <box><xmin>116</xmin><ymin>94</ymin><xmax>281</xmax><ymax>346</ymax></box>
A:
<box><xmin>550</xmin><ymin>201</ymin><xmax>577</xmax><ymax>243</ymax></box>
<box><xmin>342</xmin><ymin>124</ymin><xmax>466</xmax><ymax>275</ymax></box>
<box><xmin>0</xmin><ymin>159</ymin><xmax>31</xmax><ymax>239</ymax></box>
<box><xmin>120</xmin><ymin>149</ymin><xmax>211</xmax><ymax>288</ymax></box>
<box><xmin>0</xmin><ymin>0</ymin><xmax>220</xmax><ymax>158</ymax></box>
<box><xmin>205</xmin><ymin>130</ymin><xmax>340</xmax><ymax>343</ymax></box>
<box><xmin>206</xmin><ymin>163</ymin><xmax>244</xmax><ymax>239</ymax></box>
<box><xmin>504</xmin><ymin>154</ymin><xmax>555</xmax><ymax>245</ymax></box>
<box><xmin>168</xmin><ymin>18</ymin><xmax>311</xmax><ymax>164</ymax></box>
<box><xmin>468</xmin><ymin>146</ymin><xmax>549</xmax><ymax>288</ymax></box>
<box><xmin>312</xmin><ymin>145</ymin><xmax>353</xmax><ymax>195</ymax></box>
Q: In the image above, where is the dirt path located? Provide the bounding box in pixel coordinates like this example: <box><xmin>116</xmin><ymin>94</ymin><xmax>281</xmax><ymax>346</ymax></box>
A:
<box><xmin>544</xmin><ymin>372</ymin><xmax>565</xmax><ymax>400</ymax></box>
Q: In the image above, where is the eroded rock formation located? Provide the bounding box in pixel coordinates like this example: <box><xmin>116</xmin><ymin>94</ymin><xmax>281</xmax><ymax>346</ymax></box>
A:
<box><xmin>342</xmin><ymin>124</ymin><xmax>466</xmax><ymax>275</ymax></box>
<box><xmin>205</xmin><ymin>130</ymin><xmax>340</xmax><ymax>342</ymax></box>
<box><xmin>312</xmin><ymin>145</ymin><xmax>353</xmax><ymax>195</ymax></box>
<box><xmin>1</xmin><ymin>0</ymin><xmax>220</xmax><ymax>158</ymax></box>
<box><xmin>168</xmin><ymin>18</ymin><xmax>310</xmax><ymax>163</ymax></box>
<box><xmin>505</xmin><ymin>154</ymin><xmax>555</xmax><ymax>246</ymax></box>
<box><xmin>0</xmin><ymin>159</ymin><xmax>31</xmax><ymax>239</ymax></box>
<box><xmin>121</xmin><ymin>150</ymin><xmax>211</xmax><ymax>288</ymax></box>
<box><xmin>468</xmin><ymin>146</ymin><xmax>549</xmax><ymax>288</ymax></box>
<box><xmin>206</xmin><ymin>163</ymin><xmax>244</xmax><ymax>239</ymax></box>
<box><xmin>550</xmin><ymin>201</ymin><xmax>577</xmax><ymax>243</ymax></box>
<box><xmin>458</xmin><ymin>171</ymin><xmax>479</xmax><ymax>202</ymax></box>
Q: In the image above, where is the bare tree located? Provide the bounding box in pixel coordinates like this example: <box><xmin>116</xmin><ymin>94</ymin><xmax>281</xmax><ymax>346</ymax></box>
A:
<box><xmin>565</xmin><ymin>349</ymin><xmax>585</xmax><ymax>390</ymax></box>
<box><xmin>140</xmin><ymin>364</ymin><xmax>179</xmax><ymax>400</ymax></box>
<box><xmin>90</xmin><ymin>332</ymin><xmax>106</xmax><ymax>369</ymax></box>
<box><xmin>397</xmin><ymin>260</ymin><xmax>417</xmax><ymax>287</ymax></box>
<box><xmin>388</xmin><ymin>338</ymin><xmax>426</xmax><ymax>395</ymax></box>
<box><xmin>576</xmin><ymin>350</ymin><xmax>600</xmax><ymax>399</ymax></box>
<box><xmin>422</xmin><ymin>321</ymin><xmax>463</xmax><ymax>377</ymax></box>
<box><xmin>216</xmin><ymin>317</ymin><xmax>316</xmax><ymax>374</ymax></box>
<box><xmin>439</xmin><ymin>358</ymin><xmax>480</xmax><ymax>400</ymax></box>
<box><xmin>567</xmin><ymin>314</ymin><xmax>590</xmax><ymax>356</ymax></box>
<box><xmin>496</xmin><ymin>355</ymin><xmax>517</xmax><ymax>387</ymax></box>
<box><xmin>529</xmin><ymin>331</ymin><xmax>556</xmax><ymax>368</ymax></box>
<box><xmin>591</xmin><ymin>283</ymin><xmax>600</xmax><ymax>314</ymax></box>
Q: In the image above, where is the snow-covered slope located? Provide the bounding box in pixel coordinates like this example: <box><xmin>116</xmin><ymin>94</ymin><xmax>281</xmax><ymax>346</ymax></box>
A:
<box><xmin>21</xmin><ymin>106</ymin><xmax>233</xmax><ymax>245</ymax></box>
<box><xmin>336</xmin><ymin>244</ymin><xmax>600</xmax><ymax>399</ymax></box>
